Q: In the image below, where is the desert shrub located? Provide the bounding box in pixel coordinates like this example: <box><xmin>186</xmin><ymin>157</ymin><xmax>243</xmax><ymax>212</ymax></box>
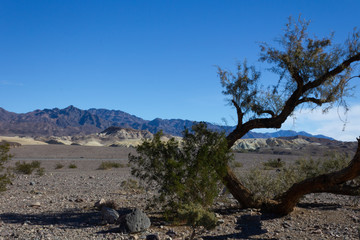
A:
<box><xmin>120</xmin><ymin>179</ymin><xmax>141</xmax><ymax>190</ymax></box>
<box><xmin>36</xmin><ymin>167</ymin><xmax>45</xmax><ymax>176</ymax></box>
<box><xmin>263</xmin><ymin>158</ymin><xmax>284</xmax><ymax>169</ymax></box>
<box><xmin>175</xmin><ymin>203</ymin><xmax>218</xmax><ymax>240</ymax></box>
<box><xmin>129</xmin><ymin>122</ymin><xmax>233</xmax><ymax>215</ymax></box>
<box><xmin>14</xmin><ymin>160</ymin><xmax>44</xmax><ymax>176</ymax></box>
<box><xmin>68</xmin><ymin>163</ymin><xmax>77</xmax><ymax>169</ymax></box>
<box><xmin>98</xmin><ymin>161</ymin><xmax>124</xmax><ymax>170</ymax></box>
<box><xmin>240</xmin><ymin>153</ymin><xmax>354</xmax><ymax>200</ymax></box>
<box><xmin>55</xmin><ymin>163</ymin><xmax>64</xmax><ymax>169</ymax></box>
<box><xmin>231</xmin><ymin>161</ymin><xmax>244</xmax><ymax>168</ymax></box>
<box><xmin>240</xmin><ymin>169</ymin><xmax>280</xmax><ymax>200</ymax></box>
<box><xmin>0</xmin><ymin>144</ymin><xmax>13</xmax><ymax>192</ymax></box>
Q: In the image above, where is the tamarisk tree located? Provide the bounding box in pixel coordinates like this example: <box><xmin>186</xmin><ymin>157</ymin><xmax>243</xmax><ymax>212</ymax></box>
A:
<box><xmin>219</xmin><ymin>17</ymin><xmax>360</xmax><ymax>214</ymax></box>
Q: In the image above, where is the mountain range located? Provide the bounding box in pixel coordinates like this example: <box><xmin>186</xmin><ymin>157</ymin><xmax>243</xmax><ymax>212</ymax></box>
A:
<box><xmin>0</xmin><ymin>105</ymin><xmax>333</xmax><ymax>140</ymax></box>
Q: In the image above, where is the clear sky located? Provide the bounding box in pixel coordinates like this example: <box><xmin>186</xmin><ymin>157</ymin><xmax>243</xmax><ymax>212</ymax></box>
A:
<box><xmin>1</xmin><ymin>0</ymin><xmax>359</xmax><ymax>141</ymax></box>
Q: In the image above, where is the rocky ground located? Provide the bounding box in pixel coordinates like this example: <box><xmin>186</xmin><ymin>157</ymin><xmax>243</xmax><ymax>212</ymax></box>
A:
<box><xmin>0</xmin><ymin>145</ymin><xmax>359</xmax><ymax>240</ymax></box>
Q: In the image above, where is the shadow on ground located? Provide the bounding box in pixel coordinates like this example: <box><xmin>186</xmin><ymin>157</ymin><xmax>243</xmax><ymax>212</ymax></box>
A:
<box><xmin>202</xmin><ymin>214</ymin><xmax>276</xmax><ymax>240</ymax></box>
<box><xmin>0</xmin><ymin>209</ymin><xmax>100</xmax><ymax>228</ymax></box>
<box><xmin>0</xmin><ymin>208</ymin><xmax>131</xmax><ymax>229</ymax></box>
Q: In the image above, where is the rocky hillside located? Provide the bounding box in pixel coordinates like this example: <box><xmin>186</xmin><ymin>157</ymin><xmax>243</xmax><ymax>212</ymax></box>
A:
<box><xmin>0</xmin><ymin>106</ymin><xmax>333</xmax><ymax>140</ymax></box>
<box><xmin>233</xmin><ymin>135</ymin><xmax>357</xmax><ymax>157</ymax></box>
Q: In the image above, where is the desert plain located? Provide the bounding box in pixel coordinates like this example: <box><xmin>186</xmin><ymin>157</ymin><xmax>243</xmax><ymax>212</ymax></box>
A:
<box><xmin>0</xmin><ymin>137</ymin><xmax>359</xmax><ymax>240</ymax></box>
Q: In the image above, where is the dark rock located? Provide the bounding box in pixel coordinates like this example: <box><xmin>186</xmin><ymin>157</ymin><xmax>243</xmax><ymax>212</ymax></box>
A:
<box><xmin>146</xmin><ymin>234</ymin><xmax>160</xmax><ymax>240</ymax></box>
<box><xmin>101</xmin><ymin>206</ymin><xmax>119</xmax><ymax>224</ymax></box>
<box><xmin>119</xmin><ymin>208</ymin><xmax>151</xmax><ymax>233</ymax></box>
<box><xmin>166</xmin><ymin>230</ymin><xmax>177</xmax><ymax>238</ymax></box>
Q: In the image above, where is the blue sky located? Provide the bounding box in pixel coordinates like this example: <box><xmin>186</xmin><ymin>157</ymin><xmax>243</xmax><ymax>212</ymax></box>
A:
<box><xmin>1</xmin><ymin>0</ymin><xmax>360</xmax><ymax>140</ymax></box>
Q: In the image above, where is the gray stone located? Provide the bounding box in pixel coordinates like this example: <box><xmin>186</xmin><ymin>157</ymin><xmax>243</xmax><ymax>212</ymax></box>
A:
<box><xmin>119</xmin><ymin>208</ymin><xmax>151</xmax><ymax>233</ymax></box>
<box><xmin>101</xmin><ymin>206</ymin><xmax>119</xmax><ymax>224</ymax></box>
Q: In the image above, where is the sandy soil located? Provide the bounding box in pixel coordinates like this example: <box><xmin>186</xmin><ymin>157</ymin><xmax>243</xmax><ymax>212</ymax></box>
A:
<box><xmin>0</xmin><ymin>145</ymin><xmax>359</xmax><ymax>239</ymax></box>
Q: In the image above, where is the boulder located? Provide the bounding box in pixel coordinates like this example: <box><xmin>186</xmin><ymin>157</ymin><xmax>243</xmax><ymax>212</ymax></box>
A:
<box><xmin>101</xmin><ymin>206</ymin><xmax>119</xmax><ymax>224</ymax></box>
<box><xmin>119</xmin><ymin>208</ymin><xmax>151</xmax><ymax>233</ymax></box>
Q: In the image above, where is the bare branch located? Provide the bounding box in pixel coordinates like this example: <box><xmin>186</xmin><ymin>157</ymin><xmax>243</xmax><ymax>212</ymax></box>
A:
<box><xmin>231</xmin><ymin>99</ymin><xmax>244</xmax><ymax>127</ymax></box>
<box><xmin>257</xmin><ymin>109</ymin><xmax>276</xmax><ymax>118</ymax></box>
<box><xmin>304</xmin><ymin>53</ymin><xmax>360</xmax><ymax>92</ymax></box>
<box><xmin>297</xmin><ymin>97</ymin><xmax>328</xmax><ymax>106</ymax></box>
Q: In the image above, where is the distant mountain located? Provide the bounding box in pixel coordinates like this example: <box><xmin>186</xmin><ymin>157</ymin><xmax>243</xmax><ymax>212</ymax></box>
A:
<box><xmin>0</xmin><ymin>106</ymin><xmax>334</xmax><ymax>140</ymax></box>
<box><xmin>250</xmin><ymin>130</ymin><xmax>334</xmax><ymax>140</ymax></box>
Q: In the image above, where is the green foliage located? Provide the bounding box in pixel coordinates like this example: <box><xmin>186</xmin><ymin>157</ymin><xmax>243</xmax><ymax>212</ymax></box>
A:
<box><xmin>14</xmin><ymin>160</ymin><xmax>45</xmax><ymax>176</ymax></box>
<box><xmin>175</xmin><ymin>203</ymin><xmax>217</xmax><ymax>240</ymax></box>
<box><xmin>36</xmin><ymin>167</ymin><xmax>45</xmax><ymax>176</ymax></box>
<box><xmin>231</xmin><ymin>161</ymin><xmax>244</xmax><ymax>168</ymax></box>
<box><xmin>263</xmin><ymin>158</ymin><xmax>285</xmax><ymax>169</ymax></box>
<box><xmin>120</xmin><ymin>179</ymin><xmax>142</xmax><ymax>191</ymax></box>
<box><xmin>129</xmin><ymin>122</ymin><xmax>233</xmax><ymax>213</ymax></box>
<box><xmin>98</xmin><ymin>161</ymin><xmax>124</xmax><ymax>170</ymax></box>
<box><xmin>68</xmin><ymin>163</ymin><xmax>77</xmax><ymax>169</ymax></box>
<box><xmin>240</xmin><ymin>153</ymin><xmax>352</xmax><ymax>200</ymax></box>
<box><xmin>0</xmin><ymin>144</ymin><xmax>12</xmax><ymax>192</ymax></box>
<box><xmin>55</xmin><ymin>163</ymin><xmax>64</xmax><ymax>169</ymax></box>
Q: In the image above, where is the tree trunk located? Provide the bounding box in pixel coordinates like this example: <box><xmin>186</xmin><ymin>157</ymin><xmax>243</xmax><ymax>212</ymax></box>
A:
<box><xmin>222</xmin><ymin>137</ymin><xmax>360</xmax><ymax>215</ymax></box>
<box><xmin>222</xmin><ymin>166</ymin><xmax>262</xmax><ymax>208</ymax></box>
<box><xmin>269</xmin><ymin>138</ymin><xmax>360</xmax><ymax>214</ymax></box>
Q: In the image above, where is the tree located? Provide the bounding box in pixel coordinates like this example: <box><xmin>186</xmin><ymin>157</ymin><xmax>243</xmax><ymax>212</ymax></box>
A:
<box><xmin>218</xmin><ymin>17</ymin><xmax>360</xmax><ymax>214</ymax></box>
<box><xmin>0</xmin><ymin>143</ymin><xmax>13</xmax><ymax>192</ymax></box>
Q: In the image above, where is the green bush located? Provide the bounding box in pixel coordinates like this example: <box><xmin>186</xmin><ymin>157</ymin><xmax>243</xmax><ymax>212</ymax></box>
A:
<box><xmin>14</xmin><ymin>160</ymin><xmax>44</xmax><ymax>176</ymax></box>
<box><xmin>175</xmin><ymin>203</ymin><xmax>218</xmax><ymax>240</ymax></box>
<box><xmin>0</xmin><ymin>144</ymin><xmax>13</xmax><ymax>192</ymax></box>
<box><xmin>68</xmin><ymin>163</ymin><xmax>77</xmax><ymax>169</ymax></box>
<box><xmin>263</xmin><ymin>158</ymin><xmax>284</xmax><ymax>169</ymax></box>
<box><xmin>240</xmin><ymin>153</ymin><xmax>354</xmax><ymax>201</ymax></box>
<box><xmin>120</xmin><ymin>179</ymin><xmax>141</xmax><ymax>190</ymax></box>
<box><xmin>129</xmin><ymin>122</ymin><xmax>233</xmax><ymax>215</ymax></box>
<box><xmin>55</xmin><ymin>163</ymin><xmax>64</xmax><ymax>169</ymax></box>
<box><xmin>231</xmin><ymin>161</ymin><xmax>244</xmax><ymax>168</ymax></box>
<box><xmin>98</xmin><ymin>161</ymin><xmax>124</xmax><ymax>170</ymax></box>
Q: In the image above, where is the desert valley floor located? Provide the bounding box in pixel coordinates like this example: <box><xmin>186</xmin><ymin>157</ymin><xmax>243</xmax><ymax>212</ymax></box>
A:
<box><xmin>0</xmin><ymin>144</ymin><xmax>359</xmax><ymax>239</ymax></box>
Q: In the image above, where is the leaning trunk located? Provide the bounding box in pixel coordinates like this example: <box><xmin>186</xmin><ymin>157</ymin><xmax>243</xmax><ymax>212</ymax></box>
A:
<box><xmin>222</xmin><ymin>166</ymin><xmax>262</xmax><ymax>208</ymax></box>
<box><xmin>221</xmin><ymin>138</ymin><xmax>360</xmax><ymax>215</ymax></box>
<box><xmin>269</xmin><ymin>137</ymin><xmax>360</xmax><ymax>214</ymax></box>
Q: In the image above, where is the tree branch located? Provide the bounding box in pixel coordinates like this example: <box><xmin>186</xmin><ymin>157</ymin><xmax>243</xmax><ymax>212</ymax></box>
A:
<box><xmin>304</xmin><ymin>53</ymin><xmax>360</xmax><ymax>92</ymax></box>
<box><xmin>283</xmin><ymin>59</ymin><xmax>303</xmax><ymax>87</ymax></box>
<box><xmin>296</xmin><ymin>97</ymin><xmax>328</xmax><ymax>106</ymax></box>
<box><xmin>226</xmin><ymin>53</ymin><xmax>360</xmax><ymax>148</ymax></box>
<box><xmin>316</xmin><ymin>183</ymin><xmax>360</xmax><ymax>196</ymax></box>
<box><xmin>257</xmin><ymin>109</ymin><xmax>276</xmax><ymax>118</ymax></box>
<box><xmin>269</xmin><ymin>137</ymin><xmax>360</xmax><ymax>215</ymax></box>
<box><xmin>231</xmin><ymin>99</ymin><xmax>244</xmax><ymax>127</ymax></box>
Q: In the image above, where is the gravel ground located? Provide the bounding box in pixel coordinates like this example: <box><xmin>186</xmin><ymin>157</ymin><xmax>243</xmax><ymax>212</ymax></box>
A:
<box><xmin>0</xmin><ymin>145</ymin><xmax>359</xmax><ymax>239</ymax></box>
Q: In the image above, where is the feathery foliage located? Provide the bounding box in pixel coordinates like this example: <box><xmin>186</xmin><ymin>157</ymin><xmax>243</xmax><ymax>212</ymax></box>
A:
<box><xmin>0</xmin><ymin>144</ymin><xmax>12</xmax><ymax>192</ymax></box>
<box><xmin>129</xmin><ymin>122</ymin><xmax>233</xmax><ymax>213</ymax></box>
